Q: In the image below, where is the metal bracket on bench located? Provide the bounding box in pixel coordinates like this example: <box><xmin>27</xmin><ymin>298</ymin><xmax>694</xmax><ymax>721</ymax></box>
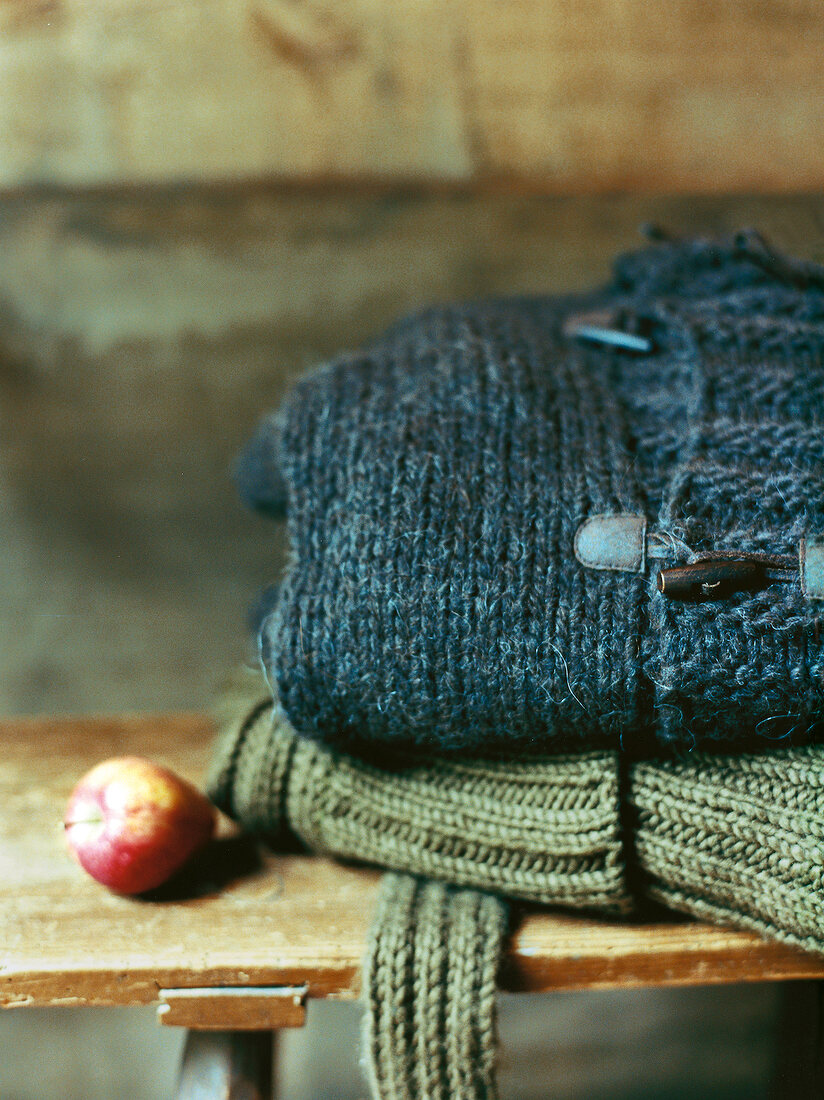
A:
<box><xmin>157</xmin><ymin>985</ymin><xmax>308</xmax><ymax>1030</ymax></box>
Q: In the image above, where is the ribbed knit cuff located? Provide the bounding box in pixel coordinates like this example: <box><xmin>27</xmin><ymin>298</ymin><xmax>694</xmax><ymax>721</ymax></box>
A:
<box><xmin>208</xmin><ymin>667</ymin><xmax>824</xmax><ymax>956</ymax></box>
<box><xmin>362</xmin><ymin>874</ymin><xmax>508</xmax><ymax>1100</ymax></box>
<box><xmin>207</xmin><ymin>664</ymin><xmax>296</xmax><ymax>844</ymax></box>
<box><xmin>208</xmin><ymin>671</ymin><xmax>632</xmax><ymax>913</ymax></box>
<box><xmin>631</xmin><ymin>748</ymin><xmax>824</xmax><ymax>955</ymax></box>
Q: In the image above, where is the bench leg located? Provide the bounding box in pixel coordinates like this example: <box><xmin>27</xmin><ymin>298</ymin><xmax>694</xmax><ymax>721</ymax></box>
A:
<box><xmin>175</xmin><ymin>1030</ymin><xmax>275</xmax><ymax>1099</ymax></box>
<box><xmin>771</xmin><ymin>980</ymin><xmax>824</xmax><ymax>1099</ymax></box>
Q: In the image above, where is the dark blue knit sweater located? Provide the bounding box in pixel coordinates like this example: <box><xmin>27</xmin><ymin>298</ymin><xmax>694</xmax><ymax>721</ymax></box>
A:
<box><xmin>237</xmin><ymin>231</ymin><xmax>824</xmax><ymax>758</ymax></box>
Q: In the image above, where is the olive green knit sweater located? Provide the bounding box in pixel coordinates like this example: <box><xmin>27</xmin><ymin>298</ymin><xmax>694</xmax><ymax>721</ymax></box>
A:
<box><xmin>363</xmin><ymin>874</ymin><xmax>507</xmax><ymax>1100</ymax></box>
<box><xmin>210</xmin><ymin>666</ymin><xmax>824</xmax><ymax>1099</ymax></box>
<box><xmin>209</xmin><ymin>667</ymin><xmax>630</xmax><ymax>914</ymax></box>
<box><xmin>210</xmin><ymin>665</ymin><xmax>824</xmax><ymax>955</ymax></box>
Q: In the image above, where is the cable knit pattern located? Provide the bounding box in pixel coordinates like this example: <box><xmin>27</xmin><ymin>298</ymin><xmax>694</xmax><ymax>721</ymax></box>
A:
<box><xmin>240</xmin><ymin>231</ymin><xmax>824</xmax><ymax>756</ymax></box>
<box><xmin>642</xmin><ymin>284</ymin><xmax>824</xmax><ymax>746</ymax></box>
<box><xmin>362</xmin><ymin>873</ymin><xmax>507</xmax><ymax>1100</ymax></box>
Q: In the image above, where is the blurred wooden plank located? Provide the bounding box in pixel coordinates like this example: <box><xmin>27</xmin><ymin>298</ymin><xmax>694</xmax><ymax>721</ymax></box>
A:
<box><xmin>2</xmin><ymin>712</ymin><xmax>824</xmax><ymax>1014</ymax></box>
<box><xmin>1</xmin><ymin>1</ymin><xmax>824</xmax><ymax>191</ymax></box>
<box><xmin>2</xmin><ymin>191</ymin><xmax>822</xmax><ymax>542</ymax></box>
<box><xmin>158</xmin><ymin>986</ymin><xmax>306</xmax><ymax>1029</ymax></box>
<box><xmin>3</xmin><ymin>191</ymin><xmax>824</xmax><ymax>369</ymax></box>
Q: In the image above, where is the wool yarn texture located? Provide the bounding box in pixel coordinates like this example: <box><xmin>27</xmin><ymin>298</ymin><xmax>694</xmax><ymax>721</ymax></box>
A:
<box><xmin>237</xmin><ymin>230</ymin><xmax>824</xmax><ymax>758</ymax></box>
<box><xmin>363</xmin><ymin>874</ymin><xmax>507</xmax><ymax>1100</ymax></box>
<box><xmin>208</xmin><ymin>666</ymin><xmax>631</xmax><ymax>912</ymax></box>
<box><xmin>209</xmin><ymin>666</ymin><xmax>824</xmax><ymax>956</ymax></box>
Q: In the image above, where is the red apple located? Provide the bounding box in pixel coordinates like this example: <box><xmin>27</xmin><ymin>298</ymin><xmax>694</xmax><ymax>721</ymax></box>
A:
<box><xmin>64</xmin><ymin>756</ymin><xmax>215</xmax><ymax>895</ymax></box>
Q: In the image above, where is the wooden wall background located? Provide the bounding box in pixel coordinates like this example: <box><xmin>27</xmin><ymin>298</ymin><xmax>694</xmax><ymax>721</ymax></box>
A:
<box><xmin>3</xmin><ymin>0</ymin><xmax>824</xmax><ymax>192</ymax></box>
<box><xmin>3</xmin><ymin>2</ymin><xmax>824</xmax><ymax>1097</ymax></box>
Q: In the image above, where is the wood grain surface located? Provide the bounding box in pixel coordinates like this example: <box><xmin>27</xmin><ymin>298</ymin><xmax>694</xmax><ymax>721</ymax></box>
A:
<box><xmin>1</xmin><ymin>0</ymin><xmax>824</xmax><ymax>191</ymax></box>
<box><xmin>2</xmin><ymin>712</ymin><xmax>824</xmax><ymax>1015</ymax></box>
<box><xmin>157</xmin><ymin>986</ymin><xmax>307</xmax><ymax>1030</ymax></box>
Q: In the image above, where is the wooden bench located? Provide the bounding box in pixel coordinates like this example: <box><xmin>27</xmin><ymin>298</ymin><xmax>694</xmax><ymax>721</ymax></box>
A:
<box><xmin>4</xmin><ymin>713</ymin><xmax>824</xmax><ymax>1097</ymax></box>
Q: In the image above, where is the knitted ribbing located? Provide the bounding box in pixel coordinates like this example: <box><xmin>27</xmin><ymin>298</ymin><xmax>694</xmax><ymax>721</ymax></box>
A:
<box><xmin>207</xmin><ymin>666</ymin><xmax>294</xmax><ymax>843</ymax></box>
<box><xmin>362</xmin><ymin>873</ymin><xmax>508</xmax><ymax>1100</ymax></box>
<box><xmin>241</xmin><ymin>231</ymin><xmax>824</xmax><ymax>757</ymax></box>
<box><xmin>631</xmin><ymin>747</ymin><xmax>824</xmax><ymax>954</ymax></box>
<box><xmin>209</xmin><ymin>668</ymin><xmax>824</xmax><ymax>954</ymax></box>
<box><xmin>208</xmin><ymin>666</ymin><xmax>632</xmax><ymax>911</ymax></box>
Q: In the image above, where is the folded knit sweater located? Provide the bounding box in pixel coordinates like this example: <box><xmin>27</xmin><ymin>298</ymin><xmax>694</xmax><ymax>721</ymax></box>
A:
<box><xmin>238</xmin><ymin>231</ymin><xmax>824</xmax><ymax>757</ymax></box>
<box><xmin>211</xmin><ymin>668</ymin><xmax>824</xmax><ymax>1100</ymax></box>
<box><xmin>210</xmin><ymin>665</ymin><xmax>824</xmax><ymax>958</ymax></box>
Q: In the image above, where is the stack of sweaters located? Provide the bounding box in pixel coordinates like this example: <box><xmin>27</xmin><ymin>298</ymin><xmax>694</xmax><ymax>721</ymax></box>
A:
<box><xmin>209</xmin><ymin>229</ymin><xmax>824</xmax><ymax>1099</ymax></box>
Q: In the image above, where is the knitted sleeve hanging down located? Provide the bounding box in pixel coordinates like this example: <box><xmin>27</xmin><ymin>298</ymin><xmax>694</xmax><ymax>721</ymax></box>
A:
<box><xmin>237</xmin><ymin>231</ymin><xmax>824</xmax><ymax>758</ymax></box>
<box><xmin>362</xmin><ymin>874</ymin><xmax>508</xmax><ymax>1100</ymax></box>
<box><xmin>209</xmin><ymin>666</ymin><xmax>824</xmax><ymax>955</ymax></box>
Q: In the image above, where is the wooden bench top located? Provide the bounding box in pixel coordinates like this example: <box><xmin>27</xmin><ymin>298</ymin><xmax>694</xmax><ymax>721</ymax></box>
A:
<box><xmin>3</xmin><ymin>712</ymin><xmax>824</xmax><ymax>1018</ymax></box>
